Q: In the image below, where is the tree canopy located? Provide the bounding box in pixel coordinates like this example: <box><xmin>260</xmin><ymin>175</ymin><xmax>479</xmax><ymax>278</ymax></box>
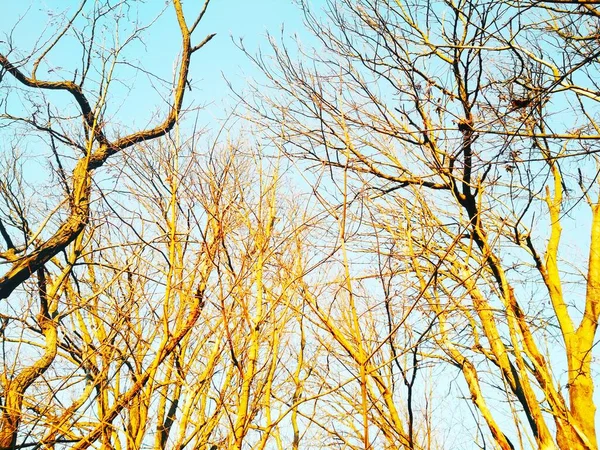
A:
<box><xmin>1</xmin><ymin>1</ymin><xmax>600</xmax><ymax>449</ymax></box>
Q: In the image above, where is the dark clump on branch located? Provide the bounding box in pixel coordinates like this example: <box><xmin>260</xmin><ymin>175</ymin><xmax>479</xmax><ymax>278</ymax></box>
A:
<box><xmin>456</xmin><ymin>118</ymin><xmax>474</xmax><ymax>133</ymax></box>
<box><xmin>510</xmin><ymin>97</ymin><xmax>533</xmax><ymax>109</ymax></box>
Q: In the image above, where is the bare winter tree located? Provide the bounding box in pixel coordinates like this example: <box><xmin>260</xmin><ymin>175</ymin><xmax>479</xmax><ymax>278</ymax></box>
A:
<box><xmin>0</xmin><ymin>126</ymin><xmax>328</xmax><ymax>449</ymax></box>
<box><xmin>243</xmin><ymin>0</ymin><xmax>600</xmax><ymax>448</ymax></box>
<box><xmin>0</xmin><ymin>1</ymin><xmax>216</xmax><ymax>448</ymax></box>
<box><xmin>0</xmin><ymin>0</ymin><xmax>215</xmax><ymax>300</ymax></box>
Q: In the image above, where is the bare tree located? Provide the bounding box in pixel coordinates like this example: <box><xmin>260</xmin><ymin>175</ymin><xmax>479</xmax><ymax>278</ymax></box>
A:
<box><xmin>243</xmin><ymin>0</ymin><xmax>600</xmax><ymax>448</ymax></box>
<box><xmin>0</xmin><ymin>2</ymin><xmax>217</xmax><ymax>448</ymax></box>
<box><xmin>0</xmin><ymin>0</ymin><xmax>215</xmax><ymax>300</ymax></box>
<box><xmin>0</xmin><ymin>125</ymin><xmax>327</xmax><ymax>449</ymax></box>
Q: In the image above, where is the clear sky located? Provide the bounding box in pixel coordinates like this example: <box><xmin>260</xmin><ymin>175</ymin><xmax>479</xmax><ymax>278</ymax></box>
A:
<box><xmin>0</xmin><ymin>0</ymin><xmax>320</xmax><ymax>137</ymax></box>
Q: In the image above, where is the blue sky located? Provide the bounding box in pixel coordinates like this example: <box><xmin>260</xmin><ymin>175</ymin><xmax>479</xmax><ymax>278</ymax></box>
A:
<box><xmin>1</xmin><ymin>0</ymin><xmax>320</xmax><ymax>136</ymax></box>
